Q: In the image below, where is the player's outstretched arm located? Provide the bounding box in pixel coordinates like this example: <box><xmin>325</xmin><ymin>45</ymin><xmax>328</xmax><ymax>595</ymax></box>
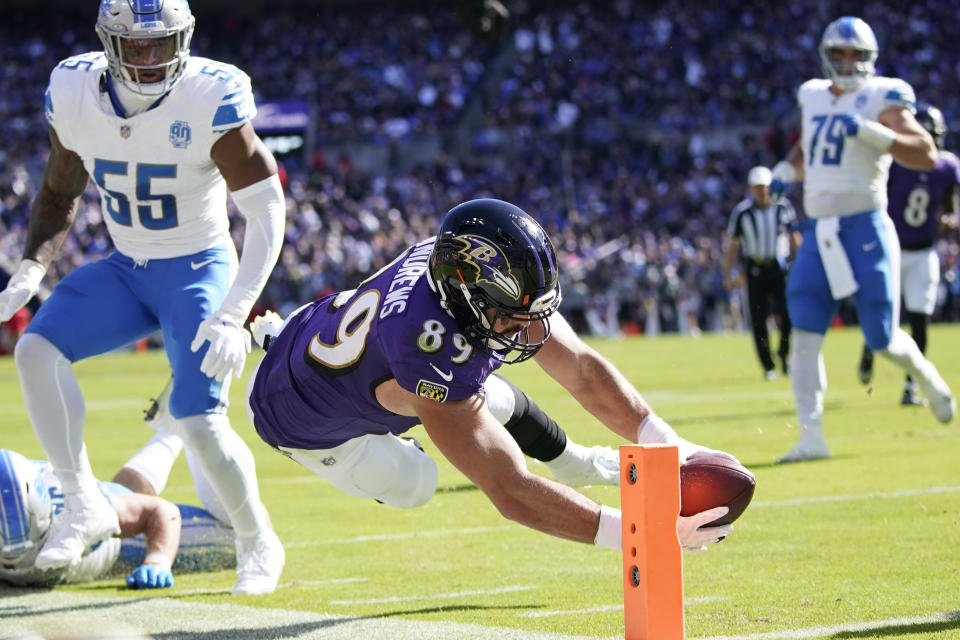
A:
<box><xmin>417</xmin><ymin>393</ymin><xmax>603</xmax><ymax>544</ymax></box>
<box><xmin>532</xmin><ymin>312</ymin><xmax>658</xmax><ymax>443</ymax></box>
<box><xmin>531</xmin><ymin>313</ymin><xmax>738</xmax><ymax>464</ymax></box>
<box><xmin>877</xmin><ymin>106</ymin><xmax>937</xmax><ymax>171</ymax></box>
<box><xmin>190</xmin><ymin>123</ymin><xmax>286</xmax><ymax>381</ymax></box>
<box><xmin>0</xmin><ymin>127</ymin><xmax>88</xmax><ymax>322</ymax></box>
<box><xmin>111</xmin><ymin>493</ymin><xmax>181</xmax><ymax>589</ymax></box>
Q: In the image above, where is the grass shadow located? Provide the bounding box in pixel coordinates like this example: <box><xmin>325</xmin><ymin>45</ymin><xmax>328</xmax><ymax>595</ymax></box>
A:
<box><xmin>830</xmin><ymin>611</ymin><xmax>960</xmax><ymax>638</ymax></box>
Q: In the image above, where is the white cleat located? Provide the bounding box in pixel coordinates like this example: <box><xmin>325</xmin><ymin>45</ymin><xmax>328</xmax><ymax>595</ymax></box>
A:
<box><xmin>917</xmin><ymin>374</ymin><xmax>956</xmax><ymax>424</ymax></box>
<box><xmin>233</xmin><ymin>530</ymin><xmax>285</xmax><ymax>595</ymax></box>
<box><xmin>547</xmin><ymin>444</ymin><xmax>620</xmax><ymax>487</ymax></box>
<box><xmin>35</xmin><ymin>491</ymin><xmax>120</xmax><ymax>570</ymax></box>
<box><xmin>775</xmin><ymin>435</ymin><xmax>831</xmax><ymax>464</ymax></box>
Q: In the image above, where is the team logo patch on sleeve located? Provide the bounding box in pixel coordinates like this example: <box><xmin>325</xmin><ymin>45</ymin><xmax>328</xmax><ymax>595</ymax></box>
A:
<box><xmin>416</xmin><ymin>380</ymin><xmax>449</xmax><ymax>403</ymax></box>
<box><xmin>169</xmin><ymin>121</ymin><xmax>192</xmax><ymax>148</ymax></box>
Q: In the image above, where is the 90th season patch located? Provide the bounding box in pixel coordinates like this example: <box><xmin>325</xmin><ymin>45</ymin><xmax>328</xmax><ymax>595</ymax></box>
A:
<box><xmin>416</xmin><ymin>379</ymin><xmax>449</xmax><ymax>402</ymax></box>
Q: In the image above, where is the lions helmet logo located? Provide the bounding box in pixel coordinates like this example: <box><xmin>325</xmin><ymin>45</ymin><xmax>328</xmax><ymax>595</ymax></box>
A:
<box><xmin>454</xmin><ymin>235</ymin><xmax>521</xmax><ymax>301</ymax></box>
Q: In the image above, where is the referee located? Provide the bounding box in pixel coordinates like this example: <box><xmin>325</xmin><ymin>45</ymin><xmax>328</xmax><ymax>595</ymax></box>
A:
<box><xmin>722</xmin><ymin>166</ymin><xmax>800</xmax><ymax>380</ymax></box>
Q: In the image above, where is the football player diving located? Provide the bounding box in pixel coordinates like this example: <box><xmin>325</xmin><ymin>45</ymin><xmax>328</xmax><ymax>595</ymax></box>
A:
<box><xmin>246</xmin><ymin>198</ymin><xmax>738</xmax><ymax>554</ymax></box>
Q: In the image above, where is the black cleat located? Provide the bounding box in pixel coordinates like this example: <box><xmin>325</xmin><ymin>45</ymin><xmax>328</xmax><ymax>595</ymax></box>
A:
<box><xmin>901</xmin><ymin>388</ymin><xmax>927</xmax><ymax>407</ymax></box>
<box><xmin>858</xmin><ymin>347</ymin><xmax>874</xmax><ymax>385</ymax></box>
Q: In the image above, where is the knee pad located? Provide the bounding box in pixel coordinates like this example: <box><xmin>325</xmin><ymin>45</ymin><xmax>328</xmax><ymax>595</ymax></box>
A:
<box><xmin>349</xmin><ymin>435</ymin><xmax>437</xmax><ymax>509</ymax></box>
<box><xmin>14</xmin><ymin>332</ymin><xmax>63</xmax><ymax>375</ymax></box>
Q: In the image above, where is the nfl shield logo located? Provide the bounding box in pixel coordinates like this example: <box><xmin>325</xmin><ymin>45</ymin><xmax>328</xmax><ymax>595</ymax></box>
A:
<box><xmin>169</xmin><ymin>120</ymin><xmax>192</xmax><ymax>148</ymax></box>
<box><xmin>120</xmin><ymin>125</ymin><xmax>131</xmax><ymax>139</ymax></box>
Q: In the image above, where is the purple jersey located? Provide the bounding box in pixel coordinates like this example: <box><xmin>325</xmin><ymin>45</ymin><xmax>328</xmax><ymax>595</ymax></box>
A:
<box><xmin>250</xmin><ymin>238</ymin><xmax>503</xmax><ymax>450</ymax></box>
<box><xmin>887</xmin><ymin>150</ymin><xmax>960</xmax><ymax>249</ymax></box>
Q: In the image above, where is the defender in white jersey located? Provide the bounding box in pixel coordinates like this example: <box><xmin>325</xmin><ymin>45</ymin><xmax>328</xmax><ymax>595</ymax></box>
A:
<box><xmin>769</xmin><ymin>17</ymin><xmax>956</xmax><ymax>463</ymax></box>
<box><xmin>1</xmin><ymin>449</ymin><xmax>181</xmax><ymax>589</ymax></box>
<box><xmin>1</xmin><ymin>447</ymin><xmax>236</xmax><ymax>590</ymax></box>
<box><xmin>0</xmin><ymin>0</ymin><xmax>285</xmax><ymax>593</ymax></box>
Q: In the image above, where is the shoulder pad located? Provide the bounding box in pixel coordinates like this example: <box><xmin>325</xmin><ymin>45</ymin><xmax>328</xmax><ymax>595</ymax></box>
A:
<box><xmin>181</xmin><ymin>58</ymin><xmax>256</xmax><ymax>134</ymax></box>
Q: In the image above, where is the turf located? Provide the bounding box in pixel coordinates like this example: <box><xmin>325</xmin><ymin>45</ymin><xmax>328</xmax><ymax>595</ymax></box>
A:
<box><xmin>1</xmin><ymin>325</ymin><xmax>958</xmax><ymax>639</ymax></box>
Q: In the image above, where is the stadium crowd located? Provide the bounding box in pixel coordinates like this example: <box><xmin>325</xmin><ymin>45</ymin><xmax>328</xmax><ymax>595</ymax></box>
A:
<box><xmin>2</xmin><ymin>0</ymin><xmax>960</xmax><ymax>340</ymax></box>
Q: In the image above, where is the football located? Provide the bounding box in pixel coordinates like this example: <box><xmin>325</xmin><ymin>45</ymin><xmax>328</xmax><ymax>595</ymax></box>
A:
<box><xmin>680</xmin><ymin>454</ymin><xmax>756</xmax><ymax>526</ymax></box>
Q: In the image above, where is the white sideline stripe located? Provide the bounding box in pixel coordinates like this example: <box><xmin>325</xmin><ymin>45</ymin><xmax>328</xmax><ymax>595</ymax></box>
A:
<box><xmin>329</xmin><ymin>585</ymin><xmax>536</xmax><ymax>605</ymax></box>
<box><xmin>520</xmin><ymin>596</ymin><xmax>726</xmax><ymax>618</ymax></box>
<box><xmin>692</xmin><ymin>610</ymin><xmax>960</xmax><ymax>640</ymax></box>
<box><xmin>752</xmin><ymin>485</ymin><xmax>960</xmax><ymax>508</ymax></box>
<box><xmin>0</xmin><ymin>590</ymin><xmax>605</xmax><ymax>640</ymax></box>
<box><xmin>284</xmin><ymin>487</ymin><xmax>960</xmax><ymax>549</ymax></box>
<box><xmin>173</xmin><ymin>577</ymin><xmax>367</xmax><ymax>595</ymax></box>
<box><xmin>284</xmin><ymin>525</ymin><xmax>512</xmax><ymax>547</ymax></box>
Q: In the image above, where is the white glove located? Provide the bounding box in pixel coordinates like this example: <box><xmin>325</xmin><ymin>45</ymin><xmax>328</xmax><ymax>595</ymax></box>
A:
<box><xmin>0</xmin><ymin>259</ymin><xmax>45</xmax><ymax>322</ymax></box>
<box><xmin>190</xmin><ymin>312</ymin><xmax>252</xmax><ymax>381</ymax></box>
<box><xmin>677</xmin><ymin>506</ymin><xmax>732</xmax><ymax>553</ymax></box>
<box><xmin>249</xmin><ymin>310</ymin><xmax>284</xmax><ymax>350</ymax></box>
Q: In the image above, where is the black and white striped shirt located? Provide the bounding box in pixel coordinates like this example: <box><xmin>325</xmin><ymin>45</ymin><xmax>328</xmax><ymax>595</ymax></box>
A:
<box><xmin>726</xmin><ymin>198</ymin><xmax>796</xmax><ymax>260</ymax></box>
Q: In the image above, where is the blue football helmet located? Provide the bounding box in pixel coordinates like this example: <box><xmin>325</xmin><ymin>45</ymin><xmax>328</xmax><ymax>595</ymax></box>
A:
<box><xmin>0</xmin><ymin>450</ymin><xmax>52</xmax><ymax>575</ymax></box>
<box><xmin>428</xmin><ymin>199</ymin><xmax>562</xmax><ymax>363</ymax></box>
<box><xmin>819</xmin><ymin>17</ymin><xmax>878</xmax><ymax>92</ymax></box>
<box><xmin>96</xmin><ymin>0</ymin><xmax>195</xmax><ymax>97</ymax></box>
<box><xmin>916</xmin><ymin>103</ymin><xmax>947</xmax><ymax>150</ymax></box>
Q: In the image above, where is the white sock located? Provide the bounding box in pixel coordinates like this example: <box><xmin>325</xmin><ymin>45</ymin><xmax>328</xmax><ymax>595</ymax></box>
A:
<box><xmin>14</xmin><ymin>333</ymin><xmax>97</xmax><ymax>495</ymax></box>
<box><xmin>183</xmin><ymin>439</ymin><xmax>232</xmax><ymax>524</ymax></box>
<box><xmin>880</xmin><ymin>328</ymin><xmax>939</xmax><ymax>385</ymax></box>
<box><xmin>121</xmin><ymin>430</ymin><xmax>184</xmax><ymax>495</ymax></box>
<box><xmin>177</xmin><ymin>413</ymin><xmax>270</xmax><ymax>538</ymax></box>
<box><xmin>544</xmin><ymin>440</ymin><xmax>588</xmax><ymax>472</ymax></box>
<box><xmin>789</xmin><ymin>330</ymin><xmax>826</xmax><ymax>438</ymax></box>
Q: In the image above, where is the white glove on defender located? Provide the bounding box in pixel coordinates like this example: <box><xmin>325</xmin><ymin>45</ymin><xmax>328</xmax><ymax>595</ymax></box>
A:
<box><xmin>249</xmin><ymin>310</ymin><xmax>284</xmax><ymax>350</ymax></box>
<box><xmin>0</xmin><ymin>259</ymin><xmax>45</xmax><ymax>322</ymax></box>
<box><xmin>190</xmin><ymin>312</ymin><xmax>252</xmax><ymax>381</ymax></box>
<box><xmin>677</xmin><ymin>506</ymin><xmax>732</xmax><ymax>553</ymax></box>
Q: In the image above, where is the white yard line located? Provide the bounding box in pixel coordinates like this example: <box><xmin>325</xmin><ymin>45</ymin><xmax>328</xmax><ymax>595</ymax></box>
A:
<box><xmin>329</xmin><ymin>585</ymin><xmax>537</xmax><ymax>605</ymax></box>
<box><xmin>752</xmin><ymin>485</ymin><xmax>960</xmax><ymax>508</ymax></box>
<box><xmin>520</xmin><ymin>597</ymin><xmax>726</xmax><ymax>618</ymax></box>
<box><xmin>0</xmin><ymin>590</ymin><xmax>601</xmax><ymax>640</ymax></box>
<box><xmin>276</xmin><ymin>486</ymin><xmax>960</xmax><ymax>548</ymax></box>
<box><xmin>283</xmin><ymin>525</ymin><xmax>513</xmax><ymax>547</ymax></box>
<box><xmin>692</xmin><ymin>610</ymin><xmax>960</xmax><ymax>640</ymax></box>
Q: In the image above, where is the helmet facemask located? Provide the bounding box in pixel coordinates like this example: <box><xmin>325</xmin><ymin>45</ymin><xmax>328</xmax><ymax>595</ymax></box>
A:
<box><xmin>818</xmin><ymin>17</ymin><xmax>878</xmax><ymax>92</ymax></box>
<box><xmin>96</xmin><ymin>0</ymin><xmax>195</xmax><ymax>97</ymax></box>
<box><xmin>0</xmin><ymin>451</ymin><xmax>53</xmax><ymax>574</ymax></box>
<box><xmin>452</xmin><ymin>280</ymin><xmax>560</xmax><ymax>364</ymax></box>
<box><xmin>429</xmin><ymin>200</ymin><xmax>563</xmax><ymax>364</ymax></box>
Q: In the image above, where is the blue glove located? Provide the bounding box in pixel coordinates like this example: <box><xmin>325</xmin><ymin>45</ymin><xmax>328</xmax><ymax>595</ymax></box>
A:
<box><xmin>126</xmin><ymin>563</ymin><xmax>174</xmax><ymax>589</ymax></box>
<box><xmin>769</xmin><ymin>178</ymin><xmax>786</xmax><ymax>200</ymax></box>
<box><xmin>836</xmin><ymin>113</ymin><xmax>862</xmax><ymax>137</ymax></box>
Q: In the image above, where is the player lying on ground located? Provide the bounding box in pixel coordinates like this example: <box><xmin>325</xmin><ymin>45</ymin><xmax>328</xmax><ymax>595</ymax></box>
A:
<box><xmin>247</xmin><ymin>198</ymin><xmax>737</xmax><ymax>554</ymax></box>
<box><xmin>0</xmin><ymin>448</ymin><xmax>234</xmax><ymax>589</ymax></box>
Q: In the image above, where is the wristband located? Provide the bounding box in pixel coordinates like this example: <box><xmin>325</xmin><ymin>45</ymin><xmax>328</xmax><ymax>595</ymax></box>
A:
<box><xmin>637</xmin><ymin>413</ymin><xmax>673</xmax><ymax>444</ymax></box>
<box><xmin>12</xmin><ymin>259</ymin><xmax>46</xmax><ymax>289</ymax></box>
<box><xmin>594</xmin><ymin>505</ymin><xmax>622</xmax><ymax>550</ymax></box>
<box><xmin>143</xmin><ymin>551</ymin><xmax>172</xmax><ymax>570</ymax></box>
<box><xmin>771</xmin><ymin>160</ymin><xmax>797</xmax><ymax>184</ymax></box>
<box><xmin>855</xmin><ymin>119</ymin><xmax>897</xmax><ymax>151</ymax></box>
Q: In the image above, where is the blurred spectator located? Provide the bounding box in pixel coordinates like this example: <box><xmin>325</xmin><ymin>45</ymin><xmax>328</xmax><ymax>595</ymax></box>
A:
<box><xmin>1</xmin><ymin>1</ymin><xmax>958</xmax><ymax>340</ymax></box>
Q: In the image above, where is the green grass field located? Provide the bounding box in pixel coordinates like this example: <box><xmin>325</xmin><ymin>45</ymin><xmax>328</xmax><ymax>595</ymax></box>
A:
<box><xmin>1</xmin><ymin>325</ymin><xmax>959</xmax><ymax>639</ymax></box>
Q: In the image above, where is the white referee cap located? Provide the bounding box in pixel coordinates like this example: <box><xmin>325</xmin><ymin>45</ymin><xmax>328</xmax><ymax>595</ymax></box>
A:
<box><xmin>747</xmin><ymin>166</ymin><xmax>772</xmax><ymax>186</ymax></box>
